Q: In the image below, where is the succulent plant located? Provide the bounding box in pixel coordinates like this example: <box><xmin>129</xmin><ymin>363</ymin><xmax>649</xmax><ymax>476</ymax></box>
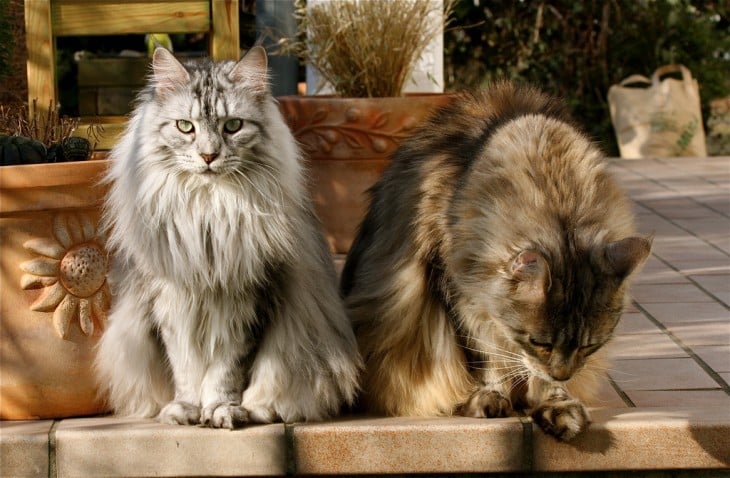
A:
<box><xmin>61</xmin><ymin>136</ymin><xmax>91</xmax><ymax>162</ymax></box>
<box><xmin>0</xmin><ymin>101</ymin><xmax>98</xmax><ymax>165</ymax></box>
<box><xmin>0</xmin><ymin>135</ymin><xmax>47</xmax><ymax>165</ymax></box>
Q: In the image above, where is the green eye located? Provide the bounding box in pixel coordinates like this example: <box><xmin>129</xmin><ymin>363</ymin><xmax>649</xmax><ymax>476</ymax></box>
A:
<box><xmin>176</xmin><ymin>120</ymin><xmax>194</xmax><ymax>134</ymax></box>
<box><xmin>223</xmin><ymin>118</ymin><xmax>243</xmax><ymax>134</ymax></box>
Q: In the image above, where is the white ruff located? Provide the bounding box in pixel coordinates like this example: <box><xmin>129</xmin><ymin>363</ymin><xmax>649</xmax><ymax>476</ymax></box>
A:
<box><xmin>95</xmin><ymin>53</ymin><xmax>360</xmax><ymax>425</ymax></box>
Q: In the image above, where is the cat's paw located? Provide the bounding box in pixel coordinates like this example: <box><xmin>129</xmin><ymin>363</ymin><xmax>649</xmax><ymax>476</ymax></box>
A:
<box><xmin>201</xmin><ymin>402</ymin><xmax>250</xmax><ymax>429</ymax></box>
<box><xmin>461</xmin><ymin>389</ymin><xmax>513</xmax><ymax>418</ymax></box>
<box><xmin>531</xmin><ymin>399</ymin><xmax>590</xmax><ymax>441</ymax></box>
<box><xmin>158</xmin><ymin>401</ymin><xmax>201</xmax><ymax>426</ymax></box>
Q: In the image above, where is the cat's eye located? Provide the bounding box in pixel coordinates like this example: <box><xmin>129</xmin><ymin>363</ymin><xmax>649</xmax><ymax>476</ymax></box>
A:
<box><xmin>176</xmin><ymin>120</ymin><xmax>194</xmax><ymax>134</ymax></box>
<box><xmin>529</xmin><ymin>338</ymin><xmax>553</xmax><ymax>352</ymax></box>
<box><xmin>580</xmin><ymin>343</ymin><xmax>602</xmax><ymax>356</ymax></box>
<box><xmin>223</xmin><ymin>118</ymin><xmax>243</xmax><ymax>134</ymax></box>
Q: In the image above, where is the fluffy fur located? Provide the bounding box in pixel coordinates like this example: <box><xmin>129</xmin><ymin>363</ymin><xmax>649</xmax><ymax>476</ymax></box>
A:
<box><xmin>341</xmin><ymin>82</ymin><xmax>651</xmax><ymax>441</ymax></box>
<box><xmin>96</xmin><ymin>47</ymin><xmax>361</xmax><ymax>428</ymax></box>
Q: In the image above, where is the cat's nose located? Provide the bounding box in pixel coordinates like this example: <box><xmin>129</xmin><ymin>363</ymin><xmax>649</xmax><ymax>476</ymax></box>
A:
<box><xmin>200</xmin><ymin>152</ymin><xmax>219</xmax><ymax>164</ymax></box>
<box><xmin>549</xmin><ymin>366</ymin><xmax>573</xmax><ymax>382</ymax></box>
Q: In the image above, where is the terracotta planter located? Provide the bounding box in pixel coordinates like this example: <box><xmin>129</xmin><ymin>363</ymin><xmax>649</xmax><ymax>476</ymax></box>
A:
<box><xmin>0</xmin><ymin>160</ymin><xmax>110</xmax><ymax>419</ymax></box>
<box><xmin>278</xmin><ymin>94</ymin><xmax>453</xmax><ymax>254</ymax></box>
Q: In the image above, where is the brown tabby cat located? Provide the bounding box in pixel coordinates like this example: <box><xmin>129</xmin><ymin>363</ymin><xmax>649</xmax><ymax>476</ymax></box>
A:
<box><xmin>341</xmin><ymin>82</ymin><xmax>651</xmax><ymax>441</ymax></box>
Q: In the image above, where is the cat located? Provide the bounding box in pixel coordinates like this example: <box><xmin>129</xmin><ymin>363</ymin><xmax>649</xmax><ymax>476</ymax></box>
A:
<box><xmin>95</xmin><ymin>46</ymin><xmax>361</xmax><ymax>428</ymax></box>
<box><xmin>341</xmin><ymin>81</ymin><xmax>651</xmax><ymax>441</ymax></box>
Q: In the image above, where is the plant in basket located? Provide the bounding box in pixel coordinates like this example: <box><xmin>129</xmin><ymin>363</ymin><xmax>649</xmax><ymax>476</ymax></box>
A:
<box><xmin>276</xmin><ymin>0</ymin><xmax>456</xmax><ymax>253</ymax></box>
<box><xmin>0</xmin><ymin>100</ymin><xmax>101</xmax><ymax>165</ymax></box>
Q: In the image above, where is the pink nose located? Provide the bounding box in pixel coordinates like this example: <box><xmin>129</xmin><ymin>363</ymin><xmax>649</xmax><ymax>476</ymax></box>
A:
<box><xmin>200</xmin><ymin>152</ymin><xmax>219</xmax><ymax>164</ymax></box>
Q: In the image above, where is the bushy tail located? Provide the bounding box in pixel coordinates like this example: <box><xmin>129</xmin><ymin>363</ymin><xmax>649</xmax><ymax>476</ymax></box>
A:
<box><xmin>95</xmin><ymin>293</ymin><xmax>172</xmax><ymax>417</ymax></box>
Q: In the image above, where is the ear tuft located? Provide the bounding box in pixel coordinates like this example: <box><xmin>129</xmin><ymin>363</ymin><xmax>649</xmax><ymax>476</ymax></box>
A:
<box><xmin>511</xmin><ymin>250</ymin><xmax>551</xmax><ymax>303</ymax></box>
<box><xmin>230</xmin><ymin>46</ymin><xmax>269</xmax><ymax>94</ymax></box>
<box><xmin>152</xmin><ymin>48</ymin><xmax>189</xmax><ymax>96</ymax></box>
<box><xmin>605</xmin><ymin>236</ymin><xmax>653</xmax><ymax>279</ymax></box>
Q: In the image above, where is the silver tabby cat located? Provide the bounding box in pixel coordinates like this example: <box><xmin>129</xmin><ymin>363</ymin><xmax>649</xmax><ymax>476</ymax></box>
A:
<box><xmin>96</xmin><ymin>47</ymin><xmax>361</xmax><ymax>428</ymax></box>
<box><xmin>341</xmin><ymin>82</ymin><xmax>651</xmax><ymax>441</ymax></box>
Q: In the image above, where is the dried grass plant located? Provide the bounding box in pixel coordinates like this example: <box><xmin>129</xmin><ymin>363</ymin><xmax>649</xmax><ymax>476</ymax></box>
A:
<box><xmin>0</xmin><ymin>100</ymin><xmax>103</xmax><ymax>148</ymax></box>
<box><xmin>287</xmin><ymin>0</ymin><xmax>454</xmax><ymax>97</ymax></box>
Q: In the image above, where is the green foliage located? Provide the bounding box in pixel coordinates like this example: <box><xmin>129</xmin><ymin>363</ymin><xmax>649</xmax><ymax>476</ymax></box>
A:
<box><xmin>445</xmin><ymin>0</ymin><xmax>730</xmax><ymax>155</ymax></box>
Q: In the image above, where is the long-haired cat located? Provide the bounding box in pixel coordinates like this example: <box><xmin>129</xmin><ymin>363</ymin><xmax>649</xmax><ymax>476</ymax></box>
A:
<box><xmin>96</xmin><ymin>47</ymin><xmax>361</xmax><ymax>428</ymax></box>
<box><xmin>341</xmin><ymin>82</ymin><xmax>651</xmax><ymax>441</ymax></box>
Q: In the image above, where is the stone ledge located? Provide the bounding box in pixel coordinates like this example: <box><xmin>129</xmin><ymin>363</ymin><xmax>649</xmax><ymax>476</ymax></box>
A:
<box><xmin>289</xmin><ymin>416</ymin><xmax>528</xmax><ymax>474</ymax></box>
<box><xmin>531</xmin><ymin>407</ymin><xmax>730</xmax><ymax>472</ymax></box>
<box><xmin>1</xmin><ymin>407</ymin><xmax>729</xmax><ymax>477</ymax></box>
<box><xmin>0</xmin><ymin>420</ymin><xmax>51</xmax><ymax>478</ymax></box>
<box><xmin>54</xmin><ymin>417</ymin><xmax>286</xmax><ymax>477</ymax></box>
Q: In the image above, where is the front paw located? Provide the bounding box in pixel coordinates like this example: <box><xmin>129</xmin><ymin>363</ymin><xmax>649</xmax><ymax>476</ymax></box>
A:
<box><xmin>531</xmin><ymin>399</ymin><xmax>589</xmax><ymax>441</ymax></box>
<box><xmin>201</xmin><ymin>402</ymin><xmax>250</xmax><ymax>429</ymax></box>
<box><xmin>158</xmin><ymin>401</ymin><xmax>201</xmax><ymax>426</ymax></box>
<box><xmin>461</xmin><ymin>389</ymin><xmax>513</xmax><ymax>418</ymax></box>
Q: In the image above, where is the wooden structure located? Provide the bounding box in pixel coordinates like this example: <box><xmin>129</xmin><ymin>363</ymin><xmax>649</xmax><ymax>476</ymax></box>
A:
<box><xmin>24</xmin><ymin>0</ymin><xmax>240</xmax><ymax>150</ymax></box>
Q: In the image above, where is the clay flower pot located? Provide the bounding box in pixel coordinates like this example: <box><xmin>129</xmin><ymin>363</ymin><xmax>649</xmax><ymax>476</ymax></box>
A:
<box><xmin>278</xmin><ymin>94</ymin><xmax>453</xmax><ymax>254</ymax></box>
<box><xmin>0</xmin><ymin>160</ymin><xmax>110</xmax><ymax>419</ymax></box>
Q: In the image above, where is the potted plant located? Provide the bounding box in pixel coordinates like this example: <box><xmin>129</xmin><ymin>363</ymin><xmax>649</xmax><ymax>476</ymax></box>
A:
<box><xmin>0</xmin><ymin>102</ymin><xmax>109</xmax><ymax>419</ymax></box>
<box><xmin>277</xmin><ymin>0</ymin><xmax>455</xmax><ymax>253</ymax></box>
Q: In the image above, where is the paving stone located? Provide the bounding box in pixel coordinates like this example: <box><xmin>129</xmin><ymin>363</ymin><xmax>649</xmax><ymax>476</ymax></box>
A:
<box><xmin>532</xmin><ymin>407</ymin><xmax>730</xmax><ymax>471</ymax></box>
<box><xmin>666</xmin><ymin>321</ymin><xmax>730</xmax><ymax>347</ymax></box>
<box><xmin>640</xmin><ymin>301</ymin><xmax>730</xmax><ymax>325</ymax></box>
<box><xmin>615</xmin><ymin>312</ymin><xmax>663</xmax><ymax>335</ymax></box>
<box><xmin>0</xmin><ymin>420</ymin><xmax>52</xmax><ymax>478</ymax></box>
<box><xmin>627</xmin><ymin>390</ymin><xmax>730</xmax><ymax>408</ymax></box>
<box><xmin>631</xmin><ymin>283</ymin><xmax>716</xmax><ymax>303</ymax></box>
<box><xmin>609</xmin><ymin>333</ymin><xmax>688</xmax><ymax>360</ymax></box>
<box><xmin>55</xmin><ymin>417</ymin><xmax>286</xmax><ymax>477</ymax></box>
<box><xmin>290</xmin><ymin>416</ymin><xmax>527</xmax><ymax>474</ymax></box>
<box><xmin>693</xmin><ymin>345</ymin><xmax>730</xmax><ymax>372</ymax></box>
<box><xmin>610</xmin><ymin>358</ymin><xmax>719</xmax><ymax>391</ymax></box>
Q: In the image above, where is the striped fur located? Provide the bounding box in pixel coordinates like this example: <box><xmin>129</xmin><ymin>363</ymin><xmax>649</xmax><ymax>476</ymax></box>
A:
<box><xmin>342</xmin><ymin>82</ymin><xmax>651</xmax><ymax>441</ymax></box>
<box><xmin>96</xmin><ymin>47</ymin><xmax>361</xmax><ymax>428</ymax></box>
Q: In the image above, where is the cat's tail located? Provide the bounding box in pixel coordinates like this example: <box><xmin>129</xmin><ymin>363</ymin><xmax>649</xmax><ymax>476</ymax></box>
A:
<box><xmin>243</xmin><ymin>214</ymin><xmax>362</xmax><ymax>423</ymax></box>
<box><xmin>95</xmin><ymin>285</ymin><xmax>172</xmax><ymax>418</ymax></box>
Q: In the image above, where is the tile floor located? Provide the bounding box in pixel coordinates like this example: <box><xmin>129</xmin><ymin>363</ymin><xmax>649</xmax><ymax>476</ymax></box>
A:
<box><xmin>605</xmin><ymin>157</ymin><xmax>730</xmax><ymax>412</ymax></box>
<box><xmin>1</xmin><ymin>156</ymin><xmax>729</xmax><ymax>477</ymax></box>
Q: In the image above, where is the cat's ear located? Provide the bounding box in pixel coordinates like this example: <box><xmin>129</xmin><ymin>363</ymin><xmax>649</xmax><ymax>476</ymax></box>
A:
<box><xmin>604</xmin><ymin>236</ymin><xmax>653</xmax><ymax>280</ymax></box>
<box><xmin>152</xmin><ymin>48</ymin><xmax>189</xmax><ymax>96</ymax></box>
<box><xmin>229</xmin><ymin>46</ymin><xmax>269</xmax><ymax>95</ymax></box>
<box><xmin>511</xmin><ymin>250</ymin><xmax>551</xmax><ymax>303</ymax></box>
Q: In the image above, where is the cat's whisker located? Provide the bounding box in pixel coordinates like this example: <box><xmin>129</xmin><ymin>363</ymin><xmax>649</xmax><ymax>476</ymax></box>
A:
<box><xmin>504</xmin><ymin>376</ymin><xmax>529</xmax><ymax>396</ymax></box>
<box><xmin>237</xmin><ymin>162</ymin><xmax>287</xmax><ymax>206</ymax></box>
<box><xmin>453</xmin><ymin>336</ymin><xmax>524</xmax><ymax>361</ymax></box>
<box><xmin>455</xmin><ymin>335</ymin><xmax>524</xmax><ymax>360</ymax></box>
<box><xmin>464</xmin><ymin>351</ymin><xmax>524</xmax><ymax>362</ymax></box>
<box><xmin>468</xmin><ymin>364</ymin><xmax>524</xmax><ymax>373</ymax></box>
<box><xmin>581</xmin><ymin>365</ymin><xmax>639</xmax><ymax>385</ymax></box>
<box><xmin>228</xmin><ymin>171</ymin><xmax>281</xmax><ymax>216</ymax></box>
<box><xmin>466</xmin><ymin>359</ymin><xmax>523</xmax><ymax>366</ymax></box>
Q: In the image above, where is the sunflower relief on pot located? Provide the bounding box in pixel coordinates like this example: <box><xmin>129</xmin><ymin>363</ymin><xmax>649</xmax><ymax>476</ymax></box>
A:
<box><xmin>20</xmin><ymin>213</ymin><xmax>110</xmax><ymax>338</ymax></box>
<box><xmin>0</xmin><ymin>159</ymin><xmax>110</xmax><ymax>419</ymax></box>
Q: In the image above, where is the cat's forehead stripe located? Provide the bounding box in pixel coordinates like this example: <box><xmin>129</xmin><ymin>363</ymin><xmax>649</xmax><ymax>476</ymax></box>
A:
<box><xmin>184</xmin><ymin>67</ymin><xmax>235</xmax><ymax>121</ymax></box>
<box><xmin>215</xmin><ymin>96</ymin><xmax>228</xmax><ymax>119</ymax></box>
<box><xmin>190</xmin><ymin>97</ymin><xmax>201</xmax><ymax>119</ymax></box>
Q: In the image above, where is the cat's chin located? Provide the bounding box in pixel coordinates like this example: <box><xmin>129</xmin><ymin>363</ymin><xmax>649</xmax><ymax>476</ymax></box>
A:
<box><xmin>185</xmin><ymin>167</ymin><xmax>223</xmax><ymax>180</ymax></box>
